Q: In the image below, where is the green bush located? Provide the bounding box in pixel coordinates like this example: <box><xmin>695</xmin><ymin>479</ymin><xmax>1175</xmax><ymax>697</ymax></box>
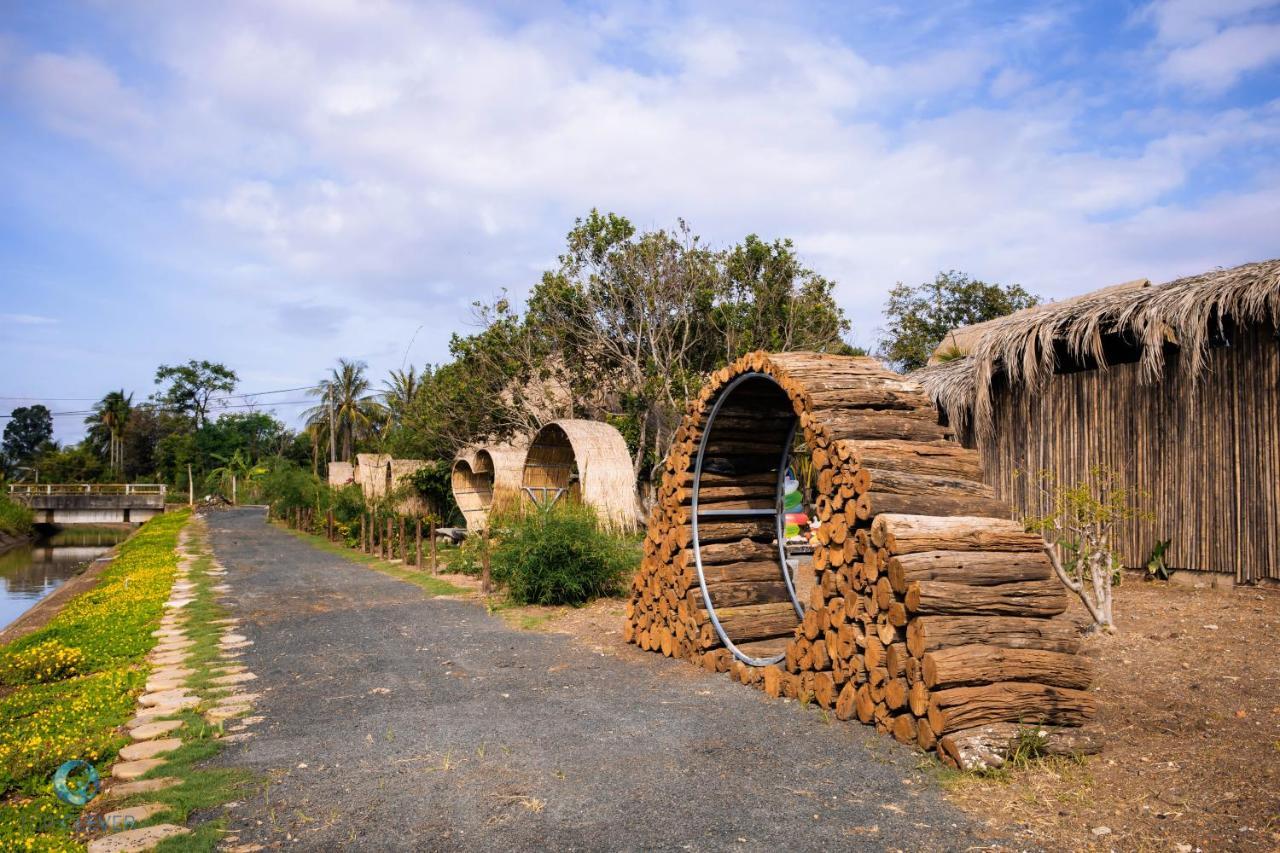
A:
<box><xmin>256</xmin><ymin>460</ymin><xmax>325</xmax><ymax>520</ymax></box>
<box><xmin>0</xmin><ymin>493</ymin><xmax>33</xmax><ymax>538</ymax></box>
<box><xmin>489</xmin><ymin>503</ymin><xmax>638</xmax><ymax>605</ymax></box>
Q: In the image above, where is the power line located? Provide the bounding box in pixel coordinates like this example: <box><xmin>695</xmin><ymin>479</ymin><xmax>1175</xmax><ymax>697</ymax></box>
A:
<box><xmin>1</xmin><ymin>398</ymin><xmax>318</xmax><ymax>419</ymax></box>
<box><xmin>0</xmin><ymin>384</ymin><xmax>315</xmax><ymax>404</ymax></box>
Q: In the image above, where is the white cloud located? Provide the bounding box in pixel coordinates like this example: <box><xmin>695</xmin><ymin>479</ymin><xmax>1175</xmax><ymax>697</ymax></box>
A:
<box><xmin>1</xmin><ymin>0</ymin><xmax>1277</xmax><ymax>368</ymax></box>
<box><xmin>1141</xmin><ymin>0</ymin><xmax>1280</xmax><ymax>92</ymax></box>
<box><xmin>1</xmin><ymin>313</ymin><xmax>58</xmax><ymax>325</ymax></box>
<box><xmin>1160</xmin><ymin>22</ymin><xmax>1280</xmax><ymax>92</ymax></box>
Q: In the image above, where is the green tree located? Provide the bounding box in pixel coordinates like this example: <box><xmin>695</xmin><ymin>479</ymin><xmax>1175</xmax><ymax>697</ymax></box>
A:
<box><xmin>711</xmin><ymin>234</ymin><xmax>851</xmax><ymax>362</ymax></box>
<box><xmin>85</xmin><ymin>390</ymin><xmax>133</xmax><ymax>476</ymax></box>
<box><xmin>1024</xmin><ymin>467</ymin><xmax>1151</xmax><ymax>633</ymax></box>
<box><xmin>525</xmin><ymin>212</ymin><xmax>721</xmax><ymax>480</ymax></box>
<box><xmin>2</xmin><ymin>405</ymin><xmax>53</xmax><ymax>476</ymax></box>
<box><xmin>33</xmin><ymin>444</ymin><xmax>105</xmax><ymax>483</ymax></box>
<box><xmin>878</xmin><ymin>271</ymin><xmax>1040</xmax><ymax>371</ymax></box>
<box><xmin>306</xmin><ymin>359</ymin><xmax>380</xmax><ymax>462</ymax></box>
<box><xmin>154</xmin><ymin>360</ymin><xmax>238</xmax><ymax>428</ymax></box>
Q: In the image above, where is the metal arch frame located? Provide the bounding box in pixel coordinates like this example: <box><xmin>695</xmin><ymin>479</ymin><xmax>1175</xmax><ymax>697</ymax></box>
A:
<box><xmin>692</xmin><ymin>371</ymin><xmax>805</xmax><ymax>667</ymax></box>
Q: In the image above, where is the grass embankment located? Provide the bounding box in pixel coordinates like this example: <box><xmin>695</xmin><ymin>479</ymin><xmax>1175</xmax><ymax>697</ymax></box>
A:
<box><xmin>0</xmin><ymin>512</ymin><xmax>186</xmax><ymax>850</ymax></box>
<box><xmin>279</xmin><ymin>525</ymin><xmax>467</xmax><ymax>597</ymax></box>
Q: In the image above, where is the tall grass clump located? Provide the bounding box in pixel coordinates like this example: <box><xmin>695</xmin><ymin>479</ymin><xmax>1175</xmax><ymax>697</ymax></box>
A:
<box><xmin>489</xmin><ymin>503</ymin><xmax>638</xmax><ymax>606</ymax></box>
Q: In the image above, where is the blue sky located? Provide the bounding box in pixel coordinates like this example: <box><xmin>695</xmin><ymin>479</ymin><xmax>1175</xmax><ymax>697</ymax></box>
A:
<box><xmin>2</xmin><ymin>0</ymin><xmax>1278</xmax><ymax>441</ymax></box>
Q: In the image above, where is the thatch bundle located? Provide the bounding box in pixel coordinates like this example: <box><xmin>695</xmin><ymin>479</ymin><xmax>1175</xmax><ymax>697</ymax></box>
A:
<box><xmin>451</xmin><ymin>441</ymin><xmax>528</xmax><ymax>530</ymax></box>
<box><xmin>521</xmin><ymin>420</ymin><xmax>640</xmax><ymax>532</ymax></box>
<box><xmin>918</xmin><ymin>259</ymin><xmax>1280</xmax><ymax>440</ymax></box>
<box><xmin>355</xmin><ymin>453</ymin><xmax>393</xmax><ymax>499</ymax></box>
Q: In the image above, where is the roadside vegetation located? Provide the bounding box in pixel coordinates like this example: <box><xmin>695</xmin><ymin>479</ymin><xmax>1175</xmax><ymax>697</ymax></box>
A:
<box><xmin>0</xmin><ymin>511</ymin><xmax>186</xmax><ymax>850</ymax></box>
<box><xmin>0</xmin><ymin>492</ymin><xmax>33</xmax><ymax>539</ymax></box>
<box><xmin>454</xmin><ymin>505</ymin><xmax>638</xmax><ymax>606</ymax></box>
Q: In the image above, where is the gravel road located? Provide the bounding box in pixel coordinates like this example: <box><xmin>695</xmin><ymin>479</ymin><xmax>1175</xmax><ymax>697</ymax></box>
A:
<box><xmin>201</xmin><ymin>507</ymin><xmax>992</xmax><ymax>851</ymax></box>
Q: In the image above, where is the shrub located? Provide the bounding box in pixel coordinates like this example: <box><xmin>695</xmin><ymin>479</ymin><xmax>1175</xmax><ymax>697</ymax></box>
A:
<box><xmin>0</xmin><ymin>493</ymin><xmax>33</xmax><ymax>538</ymax></box>
<box><xmin>489</xmin><ymin>503</ymin><xmax>638</xmax><ymax>605</ymax></box>
<box><xmin>0</xmin><ymin>641</ymin><xmax>84</xmax><ymax>686</ymax></box>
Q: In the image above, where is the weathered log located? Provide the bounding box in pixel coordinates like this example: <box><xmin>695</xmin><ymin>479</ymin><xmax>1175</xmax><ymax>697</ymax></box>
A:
<box><xmin>927</xmin><ymin>682</ymin><xmax>1096</xmax><ymax>734</ymax></box>
<box><xmin>867</xmin><ymin>492</ymin><xmax>1011</xmax><ymax>519</ymax></box>
<box><xmin>856</xmin><ymin>439</ymin><xmax>983</xmax><ymax>479</ymax></box>
<box><xmin>872</xmin><ymin>514</ymin><xmax>1043</xmax><ymax>554</ymax></box>
<box><xmin>696</xmin><ymin>602</ymin><xmax>798</xmax><ymax>644</ymax></box>
<box><xmin>905</xmin><ymin>578</ymin><xmax>1067</xmax><ymax>617</ymax></box>
<box><xmin>699</xmin><ymin>560</ymin><xmax>788</xmax><ymax>585</ymax></box>
<box><xmin>907</xmin><ymin>615</ymin><xmax>1082</xmax><ymax>657</ymax></box>
<box><xmin>692</xmin><ymin>581</ymin><xmax>792</xmax><ymax>608</ymax></box>
<box><xmin>938</xmin><ymin>723</ymin><xmax>1103</xmax><ymax>771</ymax></box>
<box><xmin>923</xmin><ymin>644</ymin><xmax>1093</xmax><ymax>690</ymax></box>
<box><xmin>863</xmin><ymin>467</ymin><xmax>990</xmax><ymax>497</ymax></box>
<box><xmin>888</xmin><ymin>550</ymin><xmax>1053</xmax><ymax>593</ymax></box>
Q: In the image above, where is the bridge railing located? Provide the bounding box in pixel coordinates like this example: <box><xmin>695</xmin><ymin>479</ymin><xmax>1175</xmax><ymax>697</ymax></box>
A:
<box><xmin>7</xmin><ymin>484</ymin><xmax>168</xmax><ymax>497</ymax></box>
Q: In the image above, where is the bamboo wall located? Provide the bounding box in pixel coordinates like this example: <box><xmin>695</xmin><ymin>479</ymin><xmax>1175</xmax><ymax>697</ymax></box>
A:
<box><xmin>980</xmin><ymin>322</ymin><xmax>1280</xmax><ymax>582</ymax></box>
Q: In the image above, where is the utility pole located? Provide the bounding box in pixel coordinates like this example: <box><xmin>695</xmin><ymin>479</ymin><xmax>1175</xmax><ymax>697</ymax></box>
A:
<box><xmin>328</xmin><ymin>392</ymin><xmax>338</xmax><ymax>465</ymax></box>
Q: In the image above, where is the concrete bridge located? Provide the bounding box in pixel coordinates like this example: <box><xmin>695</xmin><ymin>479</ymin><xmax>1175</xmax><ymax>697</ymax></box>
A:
<box><xmin>8</xmin><ymin>484</ymin><xmax>167</xmax><ymax>525</ymax></box>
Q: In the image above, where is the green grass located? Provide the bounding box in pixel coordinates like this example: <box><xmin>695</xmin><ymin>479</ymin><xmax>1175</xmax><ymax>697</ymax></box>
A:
<box><xmin>278</xmin><ymin>525</ymin><xmax>467</xmax><ymax>597</ymax></box>
<box><xmin>105</xmin><ymin>522</ymin><xmax>256</xmax><ymax>852</ymax></box>
<box><xmin>0</xmin><ymin>511</ymin><xmax>188</xmax><ymax>851</ymax></box>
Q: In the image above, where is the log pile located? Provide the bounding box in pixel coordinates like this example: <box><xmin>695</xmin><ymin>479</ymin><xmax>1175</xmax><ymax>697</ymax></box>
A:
<box><xmin>624</xmin><ymin>351</ymin><xmax>1098</xmax><ymax>769</ymax></box>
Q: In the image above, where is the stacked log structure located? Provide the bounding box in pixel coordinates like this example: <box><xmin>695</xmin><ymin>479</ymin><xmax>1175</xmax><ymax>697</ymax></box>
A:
<box><xmin>624</xmin><ymin>352</ymin><xmax>1099</xmax><ymax>769</ymax></box>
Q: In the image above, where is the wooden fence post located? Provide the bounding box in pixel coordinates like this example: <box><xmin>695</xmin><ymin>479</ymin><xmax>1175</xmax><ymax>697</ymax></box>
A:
<box><xmin>429</xmin><ymin>520</ymin><xmax>437</xmax><ymax>574</ymax></box>
<box><xmin>481</xmin><ymin>528</ymin><xmax>491</xmax><ymax>594</ymax></box>
<box><xmin>385</xmin><ymin>516</ymin><xmax>392</xmax><ymax>560</ymax></box>
<box><xmin>415</xmin><ymin>518</ymin><xmax>423</xmax><ymax>569</ymax></box>
<box><xmin>359</xmin><ymin>515</ymin><xmax>366</xmax><ymax>552</ymax></box>
<box><xmin>399</xmin><ymin>517</ymin><xmax>406</xmax><ymax>563</ymax></box>
<box><xmin>327</xmin><ymin>511</ymin><xmax>334</xmax><ymax>541</ymax></box>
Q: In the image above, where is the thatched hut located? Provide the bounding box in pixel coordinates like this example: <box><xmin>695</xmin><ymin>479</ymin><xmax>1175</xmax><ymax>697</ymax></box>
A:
<box><xmin>451</xmin><ymin>441</ymin><xmax>527</xmax><ymax>531</ymax></box>
<box><xmin>917</xmin><ymin>259</ymin><xmax>1280</xmax><ymax>584</ymax></box>
<box><xmin>327</xmin><ymin>461</ymin><xmax>355</xmax><ymax>488</ymax></box>
<box><xmin>354</xmin><ymin>453</ymin><xmax>393</xmax><ymax>500</ymax></box>
<box><xmin>521</xmin><ymin>420</ymin><xmax>640</xmax><ymax>532</ymax></box>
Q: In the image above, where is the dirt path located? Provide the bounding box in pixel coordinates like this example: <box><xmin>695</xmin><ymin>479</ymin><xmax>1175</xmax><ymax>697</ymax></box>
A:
<box><xmin>197</xmin><ymin>508</ymin><xmax>992</xmax><ymax>851</ymax></box>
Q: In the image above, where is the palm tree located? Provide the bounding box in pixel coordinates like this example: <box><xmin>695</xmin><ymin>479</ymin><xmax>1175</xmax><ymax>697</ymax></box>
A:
<box><xmin>305</xmin><ymin>359</ymin><xmax>378</xmax><ymax>462</ymax></box>
<box><xmin>85</xmin><ymin>390</ymin><xmax>133</xmax><ymax>477</ymax></box>
<box><xmin>209</xmin><ymin>449</ymin><xmax>266</xmax><ymax>504</ymax></box>
<box><xmin>381</xmin><ymin>366</ymin><xmax>423</xmax><ymax>428</ymax></box>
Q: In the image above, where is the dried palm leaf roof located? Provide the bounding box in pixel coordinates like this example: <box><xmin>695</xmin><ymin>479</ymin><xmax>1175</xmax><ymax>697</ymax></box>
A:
<box><xmin>915</xmin><ymin>258</ymin><xmax>1280</xmax><ymax>439</ymax></box>
<box><xmin>927</xmin><ymin>278</ymin><xmax>1151</xmax><ymax>365</ymax></box>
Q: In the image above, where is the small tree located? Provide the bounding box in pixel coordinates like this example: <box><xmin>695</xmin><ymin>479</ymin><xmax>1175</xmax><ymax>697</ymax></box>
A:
<box><xmin>1022</xmin><ymin>466</ymin><xmax>1150</xmax><ymax>633</ymax></box>
<box><xmin>879</xmin><ymin>271</ymin><xmax>1039</xmax><ymax>371</ymax></box>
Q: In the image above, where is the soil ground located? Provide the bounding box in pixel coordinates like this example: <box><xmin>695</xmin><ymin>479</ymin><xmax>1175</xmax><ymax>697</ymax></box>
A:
<box><xmin>943</xmin><ymin>579</ymin><xmax>1280</xmax><ymax>852</ymax></box>
<box><xmin>505</xmin><ymin>578</ymin><xmax>1280</xmax><ymax>852</ymax></box>
<box><xmin>202</xmin><ymin>508</ymin><xmax>995</xmax><ymax>851</ymax></box>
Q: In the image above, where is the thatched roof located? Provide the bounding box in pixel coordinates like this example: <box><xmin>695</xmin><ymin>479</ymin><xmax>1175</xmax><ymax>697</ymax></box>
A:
<box><xmin>927</xmin><ymin>278</ymin><xmax>1151</xmax><ymax>364</ymax></box>
<box><xmin>452</xmin><ymin>440</ymin><xmax>528</xmax><ymax>530</ymax></box>
<box><xmin>916</xmin><ymin>259</ymin><xmax>1280</xmax><ymax>438</ymax></box>
<box><xmin>522</xmin><ymin>419</ymin><xmax>640</xmax><ymax>532</ymax></box>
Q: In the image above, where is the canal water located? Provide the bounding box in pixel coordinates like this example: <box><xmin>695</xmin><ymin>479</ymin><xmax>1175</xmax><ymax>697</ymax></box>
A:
<box><xmin>0</xmin><ymin>526</ymin><xmax>131</xmax><ymax>631</ymax></box>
